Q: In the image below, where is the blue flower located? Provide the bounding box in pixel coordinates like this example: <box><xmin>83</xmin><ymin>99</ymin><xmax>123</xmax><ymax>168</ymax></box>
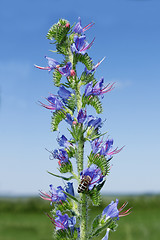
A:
<box><xmin>74</xmin><ymin>17</ymin><xmax>94</xmax><ymax>34</ymax></box>
<box><xmin>58</xmin><ymin>135</ymin><xmax>73</xmax><ymax>148</ymax></box>
<box><xmin>74</xmin><ymin>17</ymin><xmax>83</xmax><ymax>34</ymax></box>
<box><xmin>35</xmin><ymin>57</ymin><xmax>74</xmax><ymax>77</ymax></box>
<box><xmin>68</xmin><ymin>216</ymin><xmax>76</xmax><ymax>232</ymax></box>
<box><xmin>100</xmin><ymin>139</ymin><xmax>124</xmax><ymax>160</ymax></box>
<box><xmin>34</xmin><ymin>56</ymin><xmax>60</xmax><ymax>72</ymax></box>
<box><xmin>87</xmin><ymin>115</ymin><xmax>102</xmax><ymax>130</ymax></box>
<box><xmin>71</xmin><ymin>35</ymin><xmax>95</xmax><ymax>55</ymax></box>
<box><xmin>58</xmin><ymin>62</ymin><xmax>73</xmax><ymax>77</ymax></box>
<box><xmin>102</xmin><ymin>199</ymin><xmax>132</xmax><ymax>221</ymax></box>
<box><xmin>84</xmin><ymin>78</ymin><xmax>115</xmax><ymax>98</ymax></box>
<box><xmin>77</xmin><ymin>108</ymin><xmax>87</xmax><ymax>124</ymax></box>
<box><xmin>50</xmin><ymin>185</ymin><xmax>67</xmax><ymax>203</ymax></box>
<box><xmin>84</xmin><ymin>81</ymin><xmax>93</xmax><ymax>96</ymax></box>
<box><xmin>53</xmin><ymin>149</ymin><xmax>69</xmax><ymax>166</ymax></box>
<box><xmin>54</xmin><ymin>210</ymin><xmax>69</xmax><ymax>230</ymax></box>
<box><xmin>40</xmin><ymin>185</ymin><xmax>67</xmax><ymax>204</ymax></box>
<box><xmin>80</xmin><ymin>164</ymin><xmax>104</xmax><ymax>190</ymax></box>
<box><xmin>65</xmin><ymin>182</ymin><xmax>75</xmax><ymax>196</ymax></box>
<box><xmin>102</xmin><ymin>199</ymin><xmax>119</xmax><ymax>220</ymax></box>
<box><xmin>91</xmin><ymin>138</ymin><xmax>103</xmax><ymax>154</ymax></box>
<box><xmin>38</xmin><ymin>95</ymin><xmax>63</xmax><ymax>111</ymax></box>
<box><xmin>58</xmin><ymin>86</ymin><xmax>71</xmax><ymax>103</ymax></box>
<box><xmin>65</xmin><ymin>113</ymin><xmax>74</xmax><ymax>125</ymax></box>
<box><xmin>47</xmin><ymin>211</ymin><xmax>76</xmax><ymax>232</ymax></box>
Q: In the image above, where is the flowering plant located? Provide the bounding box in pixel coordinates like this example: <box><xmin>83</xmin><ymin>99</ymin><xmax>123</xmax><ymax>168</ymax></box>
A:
<box><xmin>35</xmin><ymin>18</ymin><xmax>131</xmax><ymax>240</ymax></box>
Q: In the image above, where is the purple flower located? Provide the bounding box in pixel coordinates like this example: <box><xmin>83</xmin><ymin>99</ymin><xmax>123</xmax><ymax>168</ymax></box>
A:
<box><xmin>35</xmin><ymin>57</ymin><xmax>74</xmax><ymax>77</ymax></box>
<box><xmin>38</xmin><ymin>95</ymin><xmax>63</xmax><ymax>111</ymax></box>
<box><xmin>58</xmin><ymin>62</ymin><xmax>72</xmax><ymax>77</ymax></box>
<box><xmin>58</xmin><ymin>86</ymin><xmax>71</xmax><ymax>102</ymax></box>
<box><xmin>40</xmin><ymin>185</ymin><xmax>67</xmax><ymax>204</ymax></box>
<box><xmin>84</xmin><ymin>81</ymin><xmax>93</xmax><ymax>96</ymax></box>
<box><xmin>65</xmin><ymin>182</ymin><xmax>75</xmax><ymax>196</ymax></box>
<box><xmin>102</xmin><ymin>199</ymin><xmax>119</xmax><ymax>220</ymax></box>
<box><xmin>80</xmin><ymin>164</ymin><xmax>104</xmax><ymax>190</ymax></box>
<box><xmin>34</xmin><ymin>56</ymin><xmax>60</xmax><ymax>72</ymax></box>
<box><xmin>91</xmin><ymin>138</ymin><xmax>103</xmax><ymax>154</ymax></box>
<box><xmin>74</xmin><ymin>17</ymin><xmax>94</xmax><ymax>34</ymax></box>
<box><xmin>100</xmin><ymin>139</ymin><xmax>124</xmax><ymax>160</ymax></box>
<box><xmin>85</xmin><ymin>57</ymin><xmax>105</xmax><ymax>75</ymax></box>
<box><xmin>71</xmin><ymin>35</ymin><xmax>95</xmax><ymax>55</ymax></box>
<box><xmin>77</xmin><ymin>108</ymin><xmax>87</xmax><ymax>124</ymax></box>
<box><xmin>65</xmin><ymin>113</ymin><xmax>74</xmax><ymax>125</ymax></box>
<box><xmin>87</xmin><ymin>115</ymin><xmax>102</xmax><ymax>130</ymax></box>
<box><xmin>102</xmin><ymin>199</ymin><xmax>131</xmax><ymax>221</ymax></box>
<box><xmin>47</xmin><ymin>211</ymin><xmax>76</xmax><ymax>232</ymax></box>
<box><xmin>58</xmin><ymin>135</ymin><xmax>73</xmax><ymax>148</ymax></box>
<box><xmin>84</xmin><ymin>78</ymin><xmax>115</xmax><ymax>97</ymax></box>
<box><xmin>68</xmin><ymin>216</ymin><xmax>76</xmax><ymax>232</ymax></box>
<box><xmin>55</xmin><ymin>211</ymin><xmax>69</xmax><ymax>230</ymax></box>
<box><xmin>53</xmin><ymin>149</ymin><xmax>69</xmax><ymax>166</ymax></box>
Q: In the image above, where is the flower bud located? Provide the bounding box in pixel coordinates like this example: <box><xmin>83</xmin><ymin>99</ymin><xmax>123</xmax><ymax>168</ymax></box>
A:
<box><xmin>70</xmin><ymin>69</ymin><xmax>76</xmax><ymax>76</ymax></box>
<box><xmin>66</xmin><ymin>23</ymin><xmax>70</xmax><ymax>28</ymax></box>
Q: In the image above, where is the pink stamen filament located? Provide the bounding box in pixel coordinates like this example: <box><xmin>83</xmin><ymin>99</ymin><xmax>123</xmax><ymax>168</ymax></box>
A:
<box><xmin>83</xmin><ymin>22</ymin><xmax>95</xmax><ymax>31</ymax></box>
<box><xmin>34</xmin><ymin>65</ymin><xmax>51</xmax><ymax>70</ymax></box>
<box><xmin>119</xmin><ymin>208</ymin><xmax>132</xmax><ymax>217</ymax></box>
<box><xmin>80</xmin><ymin>37</ymin><xmax>95</xmax><ymax>52</ymax></box>
<box><xmin>118</xmin><ymin>202</ymin><xmax>128</xmax><ymax>212</ymax></box>
<box><xmin>94</xmin><ymin>57</ymin><xmax>106</xmax><ymax>69</ymax></box>
<box><xmin>38</xmin><ymin>101</ymin><xmax>55</xmax><ymax>110</ymax></box>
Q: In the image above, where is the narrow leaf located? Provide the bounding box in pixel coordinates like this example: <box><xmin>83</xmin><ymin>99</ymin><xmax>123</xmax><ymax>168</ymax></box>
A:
<box><xmin>63</xmin><ymin>191</ymin><xmax>80</xmax><ymax>203</ymax></box>
<box><xmin>47</xmin><ymin>171</ymin><xmax>75</xmax><ymax>181</ymax></box>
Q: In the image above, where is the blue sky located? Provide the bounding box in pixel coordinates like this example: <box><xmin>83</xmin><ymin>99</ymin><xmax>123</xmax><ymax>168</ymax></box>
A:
<box><xmin>0</xmin><ymin>0</ymin><xmax>160</xmax><ymax>195</ymax></box>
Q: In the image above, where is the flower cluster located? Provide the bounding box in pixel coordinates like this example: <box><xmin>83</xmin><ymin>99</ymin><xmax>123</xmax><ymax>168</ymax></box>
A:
<box><xmin>36</xmin><ymin>17</ymin><xmax>131</xmax><ymax>240</ymax></box>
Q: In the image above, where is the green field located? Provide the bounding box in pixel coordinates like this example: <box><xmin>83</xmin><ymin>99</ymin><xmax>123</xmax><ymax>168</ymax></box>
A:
<box><xmin>0</xmin><ymin>195</ymin><xmax>160</xmax><ymax>240</ymax></box>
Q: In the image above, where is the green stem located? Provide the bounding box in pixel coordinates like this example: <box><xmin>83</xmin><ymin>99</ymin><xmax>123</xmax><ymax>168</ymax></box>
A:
<box><xmin>77</xmin><ymin>135</ymin><xmax>88</xmax><ymax>239</ymax></box>
<box><xmin>71</xmin><ymin>50</ymin><xmax>88</xmax><ymax>239</ymax></box>
<box><xmin>75</xmin><ymin>82</ymin><xmax>82</xmax><ymax>113</ymax></box>
<box><xmin>80</xmin><ymin>194</ymin><xmax>88</xmax><ymax>240</ymax></box>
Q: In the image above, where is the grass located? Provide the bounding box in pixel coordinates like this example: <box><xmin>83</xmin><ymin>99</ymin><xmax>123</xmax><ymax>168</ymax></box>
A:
<box><xmin>0</xmin><ymin>195</ymin><xmax>160</xmax><ymax>240</ymax></box>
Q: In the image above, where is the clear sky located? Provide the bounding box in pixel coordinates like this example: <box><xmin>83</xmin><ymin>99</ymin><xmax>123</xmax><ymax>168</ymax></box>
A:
<box><xmin>0</xmin><ymin>0</ymin><xmax>160</xmax><ymax>196</ymax></box>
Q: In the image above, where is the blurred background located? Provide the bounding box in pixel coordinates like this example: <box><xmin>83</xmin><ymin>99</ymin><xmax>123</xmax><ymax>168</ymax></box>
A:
<box><xmin>0</xmin><ymin>0</ymin><xmax>160</xmax><ymax>239</ymax></box>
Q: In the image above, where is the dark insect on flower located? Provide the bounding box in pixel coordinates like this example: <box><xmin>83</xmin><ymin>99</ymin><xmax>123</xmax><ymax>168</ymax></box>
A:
<box><xmin>77</xmin><ymin>175</ymin><xmax>92</xmax><ymax>193</ymax></box>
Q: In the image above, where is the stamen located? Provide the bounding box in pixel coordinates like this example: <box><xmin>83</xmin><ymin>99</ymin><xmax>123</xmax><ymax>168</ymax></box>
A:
<box><xmin>81</xmin><ymin>37</ymin><xmax>95</xmax><ymax>51</ymax></box>
<box><xmin>83</xmin><ymin>22</ymin><xmax>95</xmax><ymax>31</ymax></box>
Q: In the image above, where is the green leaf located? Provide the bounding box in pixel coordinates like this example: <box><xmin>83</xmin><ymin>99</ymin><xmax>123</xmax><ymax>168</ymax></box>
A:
<box><xmin>80</xmin><ymin>71</ymin><xmax>97</xmax><ymax>85</ymax></box>
<box><xmin>47</xmin><ymin>171</ymin><xmax>75</xmax><ymax>181</ymax></box>
<box><xmin>65</xmin><ymin>94</ymin><xmax>76</xmax><ymax>112</ymax></box>
<box><xmin>89</xmin><ymin>187</ymin><xmax>101</xmax><ymax>206</ymax></box>
<box><xmin>82</xmin><ymin>95</ymin><xmax>103</xmax><ymax>114</ymax></box>
<box><xmin>92</xmin><ymin>219</ymin><xmax>113</xmax><ymax>237</ymax></box>
<box><xmin>88</xmin><ymin>152</ymin><xmax>109</xmax><ymax>176</ymax></box>
<box><xmin>63</xmin><ymin>191</ymin><xmax>80</xmax><ymax>203</ymax></box>
<box><xmin>91</xmin><ymin>214</ymin><xmax>102</xmax><ymax>231</ymax></box>
<box><xmin>51</xmin><ymin>110</ymin><xmax>66</xmax><ymax>131</ymax></box>
<box><xmin>59</xmin><ymin>160</ymin><xmax>73</xmax><ymax>173</ymax></box>
<box><xmin>74</xmin><ymin>53</ymin><xmax>93</xmax><ymax>70</ymax></box>
<box><xmin>53</xmin><ymin>69</ymin><xmax>62</xmax><ymax>87</ymax></box>
<box><xmin>56</xmin><ymin>41</ymin><xmax>69</xmax><ymax>55</ymax></box>
<box><xmin>47</xmin><ymin>19</ymin><xmax>70</xmax><ymax>44</ymax></box>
